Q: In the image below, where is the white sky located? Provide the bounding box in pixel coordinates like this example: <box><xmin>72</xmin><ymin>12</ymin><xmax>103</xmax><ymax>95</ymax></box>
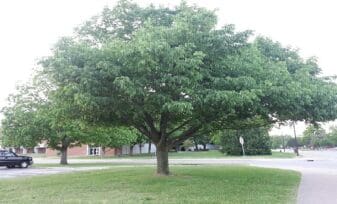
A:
<box><xmin>1</xmin><ymin>0</ymin><xmax>336</xmax><ymax>135</ymax></box>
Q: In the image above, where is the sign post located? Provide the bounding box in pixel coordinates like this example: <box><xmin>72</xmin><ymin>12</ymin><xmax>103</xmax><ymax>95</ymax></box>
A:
<box><xmin>239</xmin><ymin>136</ymin><xmax>245</xmax><ymax>156</ymax></box>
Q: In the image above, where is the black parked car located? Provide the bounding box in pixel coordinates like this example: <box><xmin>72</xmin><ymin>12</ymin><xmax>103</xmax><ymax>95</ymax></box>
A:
<box><xmin>0</xmin><ymin>150</ymin><xmax>33</xmax><ymax>168</ymax></box>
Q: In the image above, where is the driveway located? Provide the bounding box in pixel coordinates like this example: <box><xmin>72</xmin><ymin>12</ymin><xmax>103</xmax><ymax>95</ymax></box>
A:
<box><xmin>242</xmin><ymin>150</ymin><xmax>337</xmax><ymax>204</ymax></box>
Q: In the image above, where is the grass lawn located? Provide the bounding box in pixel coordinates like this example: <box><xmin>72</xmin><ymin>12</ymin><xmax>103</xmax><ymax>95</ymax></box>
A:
<box><xmin>72</xmin><ymin>150</ymin><xmax>295</xmax><ymax>160</ymax></box>
<box><xmin>0</xmin><ymin>166</ymin><xmax>300</xmax><ymax>204</ymax></box>
<box><xmin>169</xmin><ymin>150</ymin><xmax>295</xmax><ymax>159</ymax></box>
<box><xmin>34</xmin><ymin>162</ymin><xmax>147</xmax><ymax>168</ymax></box>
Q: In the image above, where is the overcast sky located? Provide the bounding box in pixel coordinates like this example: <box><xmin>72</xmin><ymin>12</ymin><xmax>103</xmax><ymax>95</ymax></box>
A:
<box><xmin>0</xmin><ymin>0</ymin><xmax>336</xmax><ymax>135</ymax></box>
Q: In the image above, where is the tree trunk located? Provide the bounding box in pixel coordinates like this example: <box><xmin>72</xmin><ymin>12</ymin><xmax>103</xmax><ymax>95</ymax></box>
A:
<box><xmin>175</xmin><ymin>143</ymin><xmax>180</xmax><ymax>152</ymax></box>
<box><xmin>155</xmin><ymin>143</ymin><xmax>169</xmax><ymax>175</ymax></box>
<box><xmin>203</xmin><ymin>144</ymin><xmax>207</xmax><ymax>150</ymax></box>
<box><xmin>129</xmin><ymin>145</ymin><xmax>134</xmax><ymax>156</ymax></box>
<box><xmin>193</xmin><ymin>138</ymin><xmax>199</xmax><ymax>151</ymax></box>
<box><xmin>101</xmin><ymin>146</ymin><xmax>106</xmax><ymax>158</ymax></box>
<box><xmin>139</xmin><ymin>144</ymin><xmax>142</xmax><ymax>154</ymax></box>
<box><xmin>292</xmin><ymin>123</ymin><xmax>299</xmax><ymax>156</ymax></box>
<box><xmin>60</xmin><ymin>148</ymin><xmax>68</xmax><ymax>165</ymax></box>
<box><xmin>148</xmin><ymin>141</ymin><xmax>152</xmax><ymax>154</ymax></box>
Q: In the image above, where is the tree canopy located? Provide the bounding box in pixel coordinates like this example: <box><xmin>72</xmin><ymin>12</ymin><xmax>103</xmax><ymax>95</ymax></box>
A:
<box><xmin>2</xmin><ymin>0</ymin><xmax>337</xmax><ymax>175</ymax></box>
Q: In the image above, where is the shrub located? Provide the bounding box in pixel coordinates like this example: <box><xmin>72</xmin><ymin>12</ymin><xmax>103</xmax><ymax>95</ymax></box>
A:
<box><xmin>219</xmin><ymin>127</ymin><xmax>271</xmax><ymax>155</ymax></box>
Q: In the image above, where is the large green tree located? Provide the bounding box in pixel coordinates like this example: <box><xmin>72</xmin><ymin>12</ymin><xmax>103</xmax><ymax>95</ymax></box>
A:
<box><xmin>40</xmin><ymin>1</ymin><xmax>337</xmax><ymax>175</ymax></box>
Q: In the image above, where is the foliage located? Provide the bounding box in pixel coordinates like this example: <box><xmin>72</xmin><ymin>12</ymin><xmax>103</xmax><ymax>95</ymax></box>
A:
<box><xmin>0</xmin><ymin>0</ymin><xmax>333</xmax><ymax>174</ymax></box>
<box><xmin>302</xmin><ymin>125</ymin><xmax>334</xmax><ymax>149</ymax></box>
<box><xmin>37</xmin><ymin>0</ymin><xmax>337</xmax><ymax>174</ymax></box>
<box><xmin>218</xmin><ymin>127</ymin><xmax>272</xmax><ymax>155</ymax></box>
<box><xmin>327</xmin><ymin>126</ymin><xmax>337</xmax><ymax>146</ymax></box>
<box><xmin>286</xmin><ymin>138</ymin><xmax>299</xmax><ymax>148</ymax></box>
<box><xmin>86</xmin><ymin>126</ymin><xmax>138</xmax><ymax>149</ymax></box>
<box><xmin>302</xmin><ymin>125</ymin><xmax>326</xmax><ymax>148</ymax></box>
<box><xmin>0</xmin><ymin>79</ymin><xmax>88</xmax><ymax>164</ymax></box>
<box><xmin>1</xmin><ymin>84</ymin><xmax>47</xmax><ymax>148</ymax></box>
<box><xmin>0</xmin><ymin>76</ymin><xmax>136</xmax><ymax>163</ymax></box>
<box><xmin>191</xmin><ymin>126</ymin><xmax>213</xmax><ymax>150</ymax></box>
<box><xmin>270</xmin><ymin>135</ymin><xmax>293</xmax><ymax>149</ymax></box>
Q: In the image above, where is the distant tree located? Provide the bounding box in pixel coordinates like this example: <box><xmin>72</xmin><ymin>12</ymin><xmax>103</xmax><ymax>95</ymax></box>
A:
<box><xmin>128</xmin><ymin>133</ymin><xmax>147</xmax><ymax>156</ymax></box>
<box><xmin>1</xmin><ymin>80</ymin><xmax>88</xmax><ymax>165</ymax></box>
<box><xmin>0</xmin><ymin>127</ymin><xmax>2</xmax><ymax>147</ymax></box>
<box><xmin>86</xmin><ymin>126</ymin><xmax>138</xmax><ymax>156</ymax></box>
<box><xmin>287</xmin><ymin>138</ymin><xmax>299</xmax><ymax>148</ymax></box>
<box><xmin>302</xmin><ymin>125</ymin><xmax>328</xmax><ymax>149</ymax></box>
<box><xmin>191</xmin><ymin>128</ymin><xmax>213</xmax><ymax>151</ymax></box>
<box><xmin>270</xmin><ymin>135</ymin><xmax>292</xmax><ymax>150</ymax></box>
<box><xmin>327</xmin><ymin>126</ymin><xmax>337</xmax><ymax>146</ymax></box>
<box><xmin>1</xmin><ymin>84</ymin><xmax>46</xmax><ymax>149</ymax></box>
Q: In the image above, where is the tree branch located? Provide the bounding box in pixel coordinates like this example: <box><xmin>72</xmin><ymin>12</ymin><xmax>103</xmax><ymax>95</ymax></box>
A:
<box><xmin>143</xmin><ymin>112</ymin><xmax>160</xmax><ymax>142</ymax></box>
<box><xmin>144</xmin><ymin>112</ymin><xmax>158</xmax><ymax>133</ymax></box>
<box><xmin>159</xmin><ymin>112</ymin><xmax>169</xmax><ymax>135</ymax></box>
<box><xmin>169</xmin><ymin>125</ymin><xmax>202</xmax><ymax>147</ymax></box>
<box><xmin>166</xmin><ymin>119</ymin><xmax>193</xmax><ymax>137</ymax></box>
<box><xmin>133</xmin><ymin>125</ymin><xmax>149</xmax><ymax>136</ymax></box>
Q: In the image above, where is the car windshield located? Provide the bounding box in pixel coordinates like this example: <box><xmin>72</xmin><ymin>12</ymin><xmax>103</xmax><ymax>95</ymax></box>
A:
<box><xmin>0</xmin><ymin>152</ymin><xmax>17</xmax><ymax>157</ymax></box>
<box><xmin>4</xmin><ymin>152</ymin><xmax>16</xmax><ymax>157</ymax></box>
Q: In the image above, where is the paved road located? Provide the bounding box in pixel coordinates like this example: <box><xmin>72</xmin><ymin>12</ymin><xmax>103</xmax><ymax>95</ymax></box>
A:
<box><xmin>0</xmin><ymin>166</ymin><xmax>110</xmax><ymax>179</ymax></box>
<box><xmin>2</xmin><ymin>150</ymin><xmax>337</xmax><ymax>203</ymax></box>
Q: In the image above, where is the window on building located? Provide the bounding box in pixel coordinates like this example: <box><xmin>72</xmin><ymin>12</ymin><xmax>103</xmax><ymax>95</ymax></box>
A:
<box><xmin>88</xmin><ymin>146</ymin><xmax>100</xmax><ymax>156</ymax></box>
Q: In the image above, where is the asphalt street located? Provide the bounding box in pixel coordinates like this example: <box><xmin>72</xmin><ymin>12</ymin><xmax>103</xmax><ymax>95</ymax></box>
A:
<box><xmin>0</xmin><ymin>166</ymin><xmax>110</xmax><ymax>179</ymax></box>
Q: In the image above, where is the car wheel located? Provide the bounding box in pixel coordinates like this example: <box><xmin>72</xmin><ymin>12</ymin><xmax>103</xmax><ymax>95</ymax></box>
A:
<box><xmin>20</xmin><ymin>161</ymin><xmax>29</xmax><ymax>168</ymax></box>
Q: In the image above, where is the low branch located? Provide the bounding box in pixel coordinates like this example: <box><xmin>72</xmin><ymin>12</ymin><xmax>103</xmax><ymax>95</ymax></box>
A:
<box><xmin>144</xmin><ymin>112</ymin><xmax>162</xmax><ymax>143</ymax></box>
<box><xmin>166</xmin><ymin>119</ymin><xmax>193</xmax><ymax>137</ymax></box>
<box><xmin>133</xmin><ymin>125</ymin><xmax>149</xmax><ymax>136</ymax></box>
<box><xmin>144</xmin><ymin>112</ymin><xmax>159</xmax><ymax>134</ymax></box>
<box><xmin>169</xmin><ymin>125</ymin><xmax>202</xmax><ymax>147</ymax></box>
<box><xmin>159</xmin><ymin>112</ymin><xmax>169</xmax><ymax>135</ymax></box>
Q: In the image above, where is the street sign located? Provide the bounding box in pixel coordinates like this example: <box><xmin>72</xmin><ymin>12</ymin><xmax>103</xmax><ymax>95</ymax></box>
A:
<box><xmin>239</xmin><ymin>136</ymin><xmax>244</xmax><ymax>145</ymax></box>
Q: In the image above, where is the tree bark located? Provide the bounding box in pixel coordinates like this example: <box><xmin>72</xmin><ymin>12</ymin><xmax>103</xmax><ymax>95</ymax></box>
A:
<box><xmin>101</xmin><ymin>146</ymin><xmax>106</xmax><ymax>158</ymax></box>
<box><xmin>155</xmin><ymin>143</ymin><xmax>169</xmax><ymax>175</ymax></box>
<box><xmin>129</xmin><ymin>145</ymin><xmax>134</xmax><ymax>156</ymax></box>
<box><xmin>175</xmin><ymin>143</ymin><xmax>180</xmax><ymax>152</ymax></box>
<box><xmin>60</xmin><ymin>148</ymin><xmax>68</xmax><ymax>165</ymax></box>
<box><xmin>139</xmin><ymin>144</ymin><xmax>142</xmax><ymax>154</ymax></box>
<box><xmin>148</xmin><ymin>141</ymin><xmax>152</xmax><ymax>154</ymax></box>
<box><xmin>292</xmin><ymin>122</ymin><xmax>299</xmax><ymax>156</ymax></box>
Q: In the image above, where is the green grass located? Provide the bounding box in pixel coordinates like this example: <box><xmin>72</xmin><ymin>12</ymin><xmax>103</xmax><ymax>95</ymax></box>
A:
<box><xmin>72</xmin><ymin>150</ymin><xmax>295</xmax><ymax>160</ymax></box>
<box><xmin>33</xmin><ymin>151</ymin><xmax>293</xmax><ymax>168</ymax></box>
<box><xmin>168</xmin><ymin>150</ymin><xmax>295</xmax><ymax>159</ymax></box>
<box><xmin>0</xmin><ymin>166</ymin><xmax>300</xmax><ymax>204</ymax></box>
<box><xmin>33</xmin><ymin>162</ymin><xmax>147</xmax><ymax>168</ymax></box>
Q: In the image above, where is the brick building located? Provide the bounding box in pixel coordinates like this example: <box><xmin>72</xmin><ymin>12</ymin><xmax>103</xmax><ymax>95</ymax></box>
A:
<box><xmin>45</xmin><ymin>145</ymin><xmax>119</xmax><ymax>157</ymax></box>
<box><xmin>11</xmin><ymin>144</ymin><xmax>119</xmax><ymax>157</ymax></box>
